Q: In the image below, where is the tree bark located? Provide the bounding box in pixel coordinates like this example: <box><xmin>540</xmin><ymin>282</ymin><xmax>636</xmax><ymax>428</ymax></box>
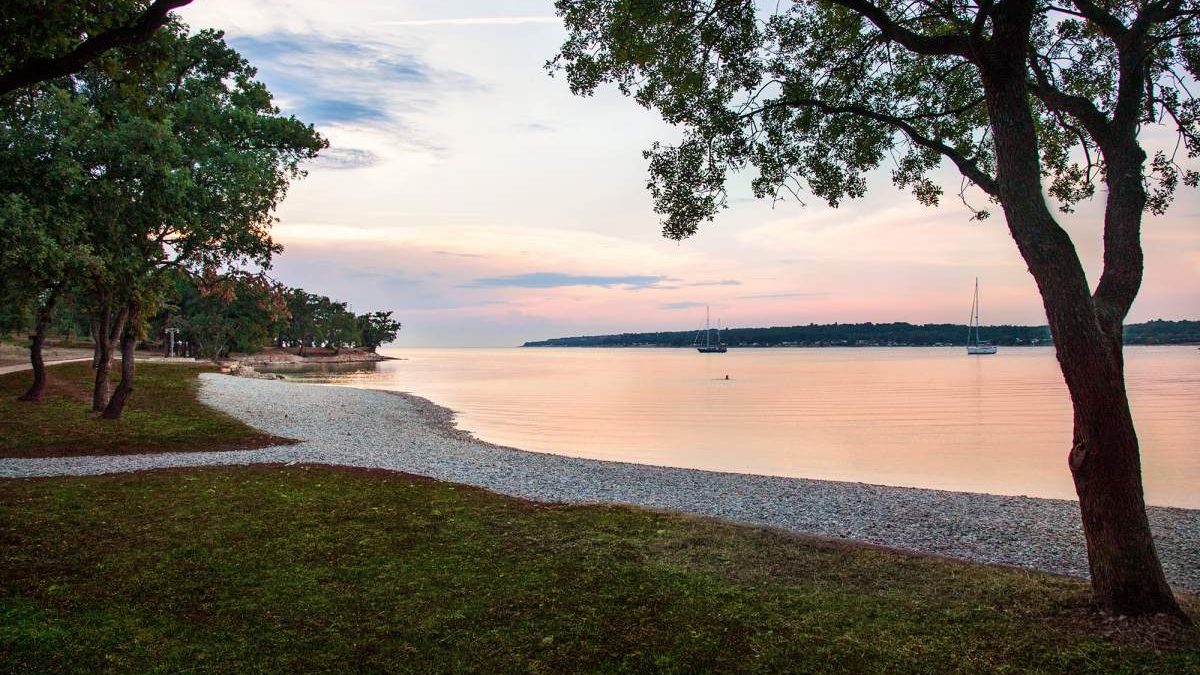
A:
<box><xmin>18</xmin><ymin>287</ymin><xmax>60</xmax><ymax>402</ymax></box>
<box><xmin>90</xmin><ymin>316</ymin><xmax>101</xmax><ymax>368</ymax></box>
<box><xmin>0</xmin><ymin>0</ymin><xmax>194</xmax><ymax>96</ymax></box>
<box><xmin>977</xmin><ymin>12</ymin><xmax>1180</xmax><ymax>616</ymax></box>
<box><xmin>101</xmin><ymin>302</ymin><xmax>140</xmax><ymax>420</ymax></box>
<box><xmin>91</xmin><ymin>304</ymin><xmax>128</xmax><ymax>412</ymax></box>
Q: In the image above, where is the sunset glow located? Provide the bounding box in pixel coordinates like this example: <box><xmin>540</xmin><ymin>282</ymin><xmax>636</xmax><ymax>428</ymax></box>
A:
<box><xmin>182</xmin><ymin>0</ymin><xmax>1199</xmax><ymax>346</ymax></box>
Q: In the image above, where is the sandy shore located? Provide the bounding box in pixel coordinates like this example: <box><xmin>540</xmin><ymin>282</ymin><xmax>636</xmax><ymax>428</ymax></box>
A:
<box><xmin>1</xmin><ymin>373</ymin><xmax>1196</xmax><ymax>591</ymax></box>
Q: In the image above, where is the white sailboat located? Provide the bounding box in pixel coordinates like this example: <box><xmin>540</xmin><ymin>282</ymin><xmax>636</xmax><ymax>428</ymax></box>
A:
<box><xmin>967</xmin><ymin>278</ymin><xmax>998</xmax><ymax>355</ymax></box>
<box><xmin>695</xmin><ymin>306</ymin><xmax>727</xmax><ymax>353</ymax></box>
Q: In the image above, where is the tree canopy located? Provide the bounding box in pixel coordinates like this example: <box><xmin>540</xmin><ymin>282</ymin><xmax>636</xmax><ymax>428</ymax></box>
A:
<box><xmin>551</xmin><ymin>0</ymin><xmax>1200</xmax><ymax>617</ymax></box>
<box><xmin>553</xmin><ymin>0</ymin><xmax>1199</xmax><ymax>236</ymax></box>
<box><xmin>0</xmin><ymin>0</ymin><xmax>193</xmax><ymax>95</ymax></box>
<box><xmin>1</xmin><ymin>20</ymin><xmax>327</xmax><ymax>415</ymax></box>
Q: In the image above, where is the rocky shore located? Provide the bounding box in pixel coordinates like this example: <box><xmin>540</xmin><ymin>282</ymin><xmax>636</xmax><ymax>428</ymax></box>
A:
<box><xmin>1</xmin><ymin>373</ymin><xmax>1196</xmax><ymax>591</ymax></box>
<box><xmin>232</xmin><ymin>347</ymin><xmax>394</xmax><ymax>367</ymax></box>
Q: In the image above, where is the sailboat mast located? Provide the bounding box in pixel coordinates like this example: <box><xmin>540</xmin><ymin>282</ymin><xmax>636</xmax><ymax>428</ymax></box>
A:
<box><xmin>968</xmin><ymin>278</ymin><xmax>978</xmax><ymax>346</ymax></box>
<box><xmin>705</xmin><ymin>306</ymin><xmax>711</xmax><ymax>348</ymax></box>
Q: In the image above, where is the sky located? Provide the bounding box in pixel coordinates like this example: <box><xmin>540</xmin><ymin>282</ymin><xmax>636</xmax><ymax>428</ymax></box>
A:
<box><xmin>179</xmin><ymin>0</ymin><xmax>1199</xmax><ymax>347</ymax></box>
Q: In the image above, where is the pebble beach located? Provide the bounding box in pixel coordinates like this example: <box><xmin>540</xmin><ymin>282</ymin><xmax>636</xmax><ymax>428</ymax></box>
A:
<box><xmin>2</xmin><ymin>373</ymin><xmax>1196</xmax><ymax>591</ymax></box>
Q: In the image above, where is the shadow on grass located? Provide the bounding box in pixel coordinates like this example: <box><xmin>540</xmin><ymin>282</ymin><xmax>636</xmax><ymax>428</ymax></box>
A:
<box><xmin>0</xmin><ymin>362</ymin><xmax>294</xmax><ymax>458</ymax></box>
<box><xmin>1</xmin><ymin>464</ymin><xmax>1195</xmax><ymax>674</ymax></box>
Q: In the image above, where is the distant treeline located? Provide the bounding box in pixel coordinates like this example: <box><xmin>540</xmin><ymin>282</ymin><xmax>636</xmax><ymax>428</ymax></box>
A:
<box><xmin>523</xmin><ymin>319</ymin><xmax>1200</xmax><ymax>348</ymax></box>
<box><xmin>1</xmin><ymin>269</ymin><xmax>401</xmax><ymax>360</ymax></box>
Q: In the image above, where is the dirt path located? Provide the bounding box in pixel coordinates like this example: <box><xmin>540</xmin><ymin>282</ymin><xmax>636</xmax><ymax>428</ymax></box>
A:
<box><xmin>0</xmin><ymin>357</ymin><xmax>93</xmax><ymax>375</ymax></box>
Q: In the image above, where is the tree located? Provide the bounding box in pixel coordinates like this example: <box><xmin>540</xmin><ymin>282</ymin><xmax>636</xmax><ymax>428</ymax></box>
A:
<box><xmin>4</xmin><ymin>23</ymin><xmax>325</xmax><ymax>418</ymax></box>
<box><xmin>552</xmin><ymin>0</ymin><xmax>1199</xmax><ymax>617</ymax></box>
<box><xmin>167</xmin><ymin>270</ymin><xmax>289</xmax><ymax>360</ymax></box>
<box><xmin>93</xmin><ymin>25</ymin><xmax>323</xmax><ymax>418</ymax></box>
<box><xmin>0</xmin><ymin>87</ymin><xmax>95</xmax><ymax>402</ymax></box>
<box><xmin>326</xmin><ymin>304</ymin><xmax>360</xmax><ymax>354</ymax></box>
<box><xmin>358</xmin><ymin>311</ymin><xmax>402</xmax><ymax>353</ymax></box>
<box><xmin>0</xmin><ymin>0</ymin><xmax>193</xmax><ymax>96</ymax></box>
<box><xmin>308</xmin><ymin>295</ymin><xmax>357</xmax><ymax>353</ymax></box>
<box><xmin>281</xmin><ymin>288</ymin><xmax>319</xmax><ymax>354</ymax></box>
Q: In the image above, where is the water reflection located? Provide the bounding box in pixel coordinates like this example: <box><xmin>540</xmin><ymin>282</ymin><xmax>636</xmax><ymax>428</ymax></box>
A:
<box><xmin>270</xmin><ymin>346</ymin><xmax>1199</xmax><ymax>508</ymax></box>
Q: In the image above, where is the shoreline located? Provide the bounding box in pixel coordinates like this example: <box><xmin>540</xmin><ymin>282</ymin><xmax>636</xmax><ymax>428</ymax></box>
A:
<box><xmin>388</xmin><ymin>388</ymin><xmax>1199</xmax><ymax>514</ymax></box>
<box><xmin>0</xmin><ymin>373</ymin><xmax>1195</xmax><ymax>592</ymax></box>
<box><xmin>519</xmin><ymin>343</ymin><xmax>1200</xmax><ymax>348</ymax></box>
<box><xmin>234</xmin><ymin>349</ymin><xmax>398</xmax><ymax>367</ymax></box>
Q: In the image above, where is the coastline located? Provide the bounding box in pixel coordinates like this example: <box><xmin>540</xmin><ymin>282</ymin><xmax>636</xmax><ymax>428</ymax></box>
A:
<box><xmin>0</xmin><ymin>373</ymin><xmax>1196</xmax><ymax>592</ymax></box>
<box><xmin>234</xmin><ymin>348</ymin><xmax>397</xmax><ymax>367</ymax></box>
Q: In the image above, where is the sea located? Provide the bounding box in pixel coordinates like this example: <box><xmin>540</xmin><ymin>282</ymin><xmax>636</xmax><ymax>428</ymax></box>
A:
<box><xmin>269</xmin><ymin>345</ymin><xmax>1200</xmax><ymax>509</ymax></box>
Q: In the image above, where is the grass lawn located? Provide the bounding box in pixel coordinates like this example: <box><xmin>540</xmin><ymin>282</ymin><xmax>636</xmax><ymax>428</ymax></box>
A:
<box><xmin>0</xmin><ymin>362</ymin><xmax>291</xmax><ymax>458</ymax></box>
<box><xmin>1</xmin><ymin>465</ymin><xmax>1196</xmax><ymax>674</ymax></box>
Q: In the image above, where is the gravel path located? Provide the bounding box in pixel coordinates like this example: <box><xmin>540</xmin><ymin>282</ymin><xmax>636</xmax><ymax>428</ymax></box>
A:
<box><xmin>2</xmin><ymin>373</ymin><xmax>1196</xmax><ymax>591</ymax></box>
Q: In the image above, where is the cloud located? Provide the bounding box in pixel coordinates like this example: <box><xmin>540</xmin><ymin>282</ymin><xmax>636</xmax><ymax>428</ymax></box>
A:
<box><xmin>342</xmin><ymin>270</ymin><xmax>421</xmax><ymax>288</ymax></box>
<box><xmin>228</xmin><ymin>32</ymin><xmax>476</xmax><ymax>151</ymax></box>
<box><xmin>380</xmin><ymin>16</ymin><xmax>561</xmax><ymax>27</ymax></box>
<box><xmin>661</xmin><ymin>301</ymin><xmax>706</xmax><ymax>310</ymax></box>
<box><xmin>684</xmin><ymin>279</ymin><xmax>741</xmax><ymax>287</ymax></box>
<box><xmin>312</xmin><ymin>147</ymin><xmax>381</xmax><ymax>170</ymax></box>
<box><xmin>433</xmin><ymin>250</ymin><xmax>484</xmax><ymax>258</ymax></box>
<box><xmin>465</xmin><ymin>272</ymin><xmax>667</xmax><ymax>289</ymax></box>
<box><xmin>738</xmin><ymin>292</ymin><xmax>831</xmax><ymax>299</ymax></box>
<box><xmin>300</xmin><ymin>100</ymin><xmax>390</xmax><ymax>125</ymax></box>
<box><xmin>516</xmin><ymin>122</ymin><xmax>555</xmax><ymax>133</ymax></box>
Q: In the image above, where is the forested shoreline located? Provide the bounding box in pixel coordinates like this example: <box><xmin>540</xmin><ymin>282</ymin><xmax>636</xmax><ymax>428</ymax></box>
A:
<box><xmin>1</xmin><ymin>269</ymin><xmax>401</xmax><ymax>361</ymax></box>
<box><xmin>0</xmin><ymin>13</ymin><xmax>398</xmax><ymax>418</ymax></box>
<box><xmin>524</xmin><ymin>319</ymin><xmax>1200</xmax><ymax>348</ymax></box>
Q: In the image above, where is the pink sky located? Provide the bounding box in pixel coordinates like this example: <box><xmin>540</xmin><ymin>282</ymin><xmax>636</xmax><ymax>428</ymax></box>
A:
<box><xmin>182</xmin><ymin>1</ymin><xmax>1200</xmax><ymax>346</ymax></box>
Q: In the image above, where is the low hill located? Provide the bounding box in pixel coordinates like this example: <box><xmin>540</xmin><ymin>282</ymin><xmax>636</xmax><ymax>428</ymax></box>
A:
<box><xmin>523</xmin><ymin>319</ymin><xmax>1200</xmax><ymax>348</ymax></box>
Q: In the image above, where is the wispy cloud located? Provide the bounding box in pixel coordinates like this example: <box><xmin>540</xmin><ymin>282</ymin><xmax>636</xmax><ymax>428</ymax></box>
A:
<box><xmin>342</xmin><ymin>270</ymin><xmax>420</xmax><ymax>288</ymax></box>
<box><xmin>685</xmin><ymin>279</ymin><xmax>741</xmax><ymax>287</ymax></box>
<box><xmin>229</xmin><ymin>32</ymin><xmax>476</xmax><ymax>152</ymax></box>
<box><xmin>739</xmin><ymin>292</ymin><xmax>830</xmax><ymax>299</ymax></box>
<box><xmin>381</xmin><ymin>16</ymin><xmax>561</xmax><ymax>27</ymax></box>
<box><xmin>465</xmin><ymin>272</ymin><xmax>667</xmax><ymax>289</ymax></box>
<box><xmin>516</xmin><ymin>122</ymin><xmax>555</xmax><ymax>133</ymax></box>
<box><xmin>661</xmin><ymin>301</ymin><xmax>706</xmax><ymax>310</ymax></box>
<box><xmin>312</xmin><ymin>147</ymin><xmax>381</xmax><ymax>170</ymax></box>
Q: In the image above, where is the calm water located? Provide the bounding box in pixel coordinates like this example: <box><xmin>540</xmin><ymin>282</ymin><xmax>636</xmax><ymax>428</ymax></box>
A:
<box><xmin>275</xmin><ymin>346</ymin><xmax>1200</xmax><ymax>508</ymax></box>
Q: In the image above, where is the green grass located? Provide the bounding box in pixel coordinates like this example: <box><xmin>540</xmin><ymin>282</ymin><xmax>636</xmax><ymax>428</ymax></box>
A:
<box><xmin>1</xmin><ymin>465</ymin><xmax>1195</xmax><ymax>674</ymax></box>
<box><xmin>0</xmin><ymin>362</ymin><xmax>290</xmax><ymax>458</ymax></box>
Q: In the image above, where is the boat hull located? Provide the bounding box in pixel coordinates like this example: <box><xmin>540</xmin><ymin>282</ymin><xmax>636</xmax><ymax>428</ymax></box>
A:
<box><xmin>697</xmin><ymin>346</ymin><xmax>727</xmax><ymax>353</ymax></box>
<box><xmin>967</xmin><ymin>345</ymin><xmax>998</xmax><ymax>355</ymax></box>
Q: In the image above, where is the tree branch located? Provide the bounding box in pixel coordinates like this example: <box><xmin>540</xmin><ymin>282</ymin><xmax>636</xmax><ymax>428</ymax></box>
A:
<box><xmin>1068</xmin><ymin>0</ymin><xmax>1129</xmax><ymax>39</ymax></box>
<box><xmin>751</xmin><ymin>96</ymin><xmax>1000</xmax><ymax>195</ymax></box>
<box><xmin>0</xmin><ymin>0</ymin><xmax>194</xmax><ymax>96</ymax></box>
<box><xmin>824</xmin><ymin>0</ymin><xmax>972</xmax><ymax>56</ymax></box>
<box><xmin>1027</xmin><ymin>54</ymin><xmax>1115</xmax><ymax>147</ymax></box>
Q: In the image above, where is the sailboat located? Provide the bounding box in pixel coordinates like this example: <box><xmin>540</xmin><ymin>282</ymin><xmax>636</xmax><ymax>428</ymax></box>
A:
<box><xmin>695</xmin><ymin>306</ymin><xmax>727</xmax><ymax>353</ymax></box>
<box><xmin>966</xmin><ymin>278</ymin><xmax>998</xmax><ymax>355</ymax></box>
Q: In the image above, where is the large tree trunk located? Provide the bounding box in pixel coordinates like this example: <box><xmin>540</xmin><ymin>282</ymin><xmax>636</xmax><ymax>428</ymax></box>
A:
<box><xmin>90</xmin><ymin>315</ymin><xmax>101</xmax><ymax>368</ymax></box>
<box><xmin>91</xmin><ymin>304</ymin><xmax>128</xmax><ymax>412</ymax></box>
<box><xmin>978</xmin><ymin>23</ymin><xmax>1180</xmax><ymax>616</ymax></box>
<box><xmin>18</xmin><ymin>287</ymin><xmax>60</xmax><ymax>402</ymax></box>
<box><xmin>1065</xmin><ymin>340</ymin><xmax>1177</xmax><ymax>615</ymax></box>
<box><xmin>101</xmin><ymin>302</ymin><xmax>139</xmax><ymax>420</ymax></box>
